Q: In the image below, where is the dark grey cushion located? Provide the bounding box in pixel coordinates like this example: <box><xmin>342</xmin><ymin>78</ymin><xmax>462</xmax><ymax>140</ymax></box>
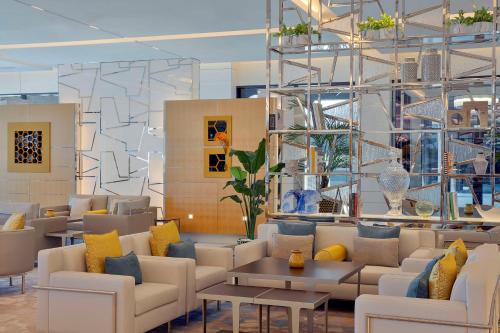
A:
<box><xmin>104</xmin><ymin>251</ymin><xmax>142</xmax><ymax>284</ymax></box>
<box><xmin>357</xmin><ymin>224</ymin><xmax>400</xmax><ymax>239</ymax></box>
<box><xmin>406</xmin><ymin>255</ymin><xmax>443</xmax><ymax>298</ymax></box>
<box><xmin>167</xmin><ymin>240</ymin><xmax>196</xmax><ymax>261</ymax></box>
<box><xmin>277</xmin><ymin>221</ymin><xmax>316</xmax><ymax>236</ymax></box>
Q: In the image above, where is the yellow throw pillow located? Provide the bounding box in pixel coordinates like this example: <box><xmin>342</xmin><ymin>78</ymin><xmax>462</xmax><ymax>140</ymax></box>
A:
<box><xmin>85</xmin><ymin>209</ymin><xmax>108</xmax><ymax>215</ymax></box>
<box><xmin>314</xmin><ymin>244</ymin><xmax>347</xmax><ymax>261</ymax></box>
<box><xmin>149</xmin><ymin>222</ymin><xmax>180</xmax><ymax>256</ymax></box>
<box><xmin>2</xmin><ymin>213</ymin><xmax>25</xmax><ymax>231</ymax></box>
<box><xmin>446</xmin><ymin>238</ymin><xmax>467</xmax><ymax>271</ymax></box>
<box><xmin>83</xmin><ymin>230</ymin><xmax>122</xmax><ymax>273</ymax></box>
<box><xmin>429</xmin><ymin>251</ymin><xmax>458</xmax><ymax>300</ymax></box>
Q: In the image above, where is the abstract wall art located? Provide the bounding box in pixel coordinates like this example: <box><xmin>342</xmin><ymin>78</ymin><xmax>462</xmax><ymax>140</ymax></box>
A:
<box><xmin>204</xmin><ymin>116</ymin><xmax>232</xmax><ymax>146</ymax></box>
<box><xmin>7</xmin><ymin>122</ymin><xmax>51</xmax><ymax>173</ymax></box>
<box><xmin>204</xmin><ymin>148</ymin><xmax>231</xmax><ymax>178</ymax></box>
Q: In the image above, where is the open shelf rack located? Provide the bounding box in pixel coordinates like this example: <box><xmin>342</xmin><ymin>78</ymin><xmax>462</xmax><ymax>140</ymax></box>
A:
<box><xmin>265</xmin><ymin>0</ymin><xmax>500</xmax><ymax>226</ymax></box>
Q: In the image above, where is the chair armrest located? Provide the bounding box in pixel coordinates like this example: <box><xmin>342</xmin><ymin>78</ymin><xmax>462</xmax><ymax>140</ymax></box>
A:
<box><xmin>378</xmin><ymin>273</ymin><xmax>418</xmax><ymax>296</ymax></box>
<box><xmin>355</xmin><ymin>294</ymin><xmax>467</xmax><ymax>333</ymax></box>
<box><xmin>28</xmin><ymin>217</ymin><xmax>67</xmax><ymax>233</ymax></box>
<box><xmin>47</xmin><ymin>270</ymin><xmax>135</xmax><ymax>333</ymax></box>
<box><xmin>83</xmin><ymin>213</ymin><xmax>153</xmax><ymax>235</ymax></box>
<box><xmin>40</xmin><ymin>205</ymin><xmax>70</xmax><ymax>216</ymax></box>
<box><xmin>409</xmin><ymin>247</ymin><xmax>444</xmax><ymax>259</ymax></box>
<box><xmin>401</xmin><ymin>258</ymin><xmax>433</xmax><ymax>273</ymax></box>
<box><xmin>234</xmin><ymin>240</ymin><xmax>267</xmax><ymax>267</ymax></box>
<box><xmin>195</xmin><ymin>245</ymin><xmax>233</xmax><ymax>270</ymax></box>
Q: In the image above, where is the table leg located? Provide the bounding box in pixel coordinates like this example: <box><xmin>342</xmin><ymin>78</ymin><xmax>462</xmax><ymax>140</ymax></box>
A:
<box><xmin>232</xmin><ymin>301</ymin><xmax>240</xmax><ymax>333</ymax></box>
<box><xmin>70</xmin><ymin>237</ymin><xmax>75</xmax><ymax>245</ymax></box>
<box><xmin>266</xmin><ymin>305</ymin><xmax>270</xmax><ymax>333</ymax></box>
<box><xmin>307</xmin><ymin>309</ymin><xmax>314</xmax><ymax>333</ymax></box>
<box><xmin>234</xmin><ymin>277</ymin><xmax>239</xmax><ymax>285</ymax></box>
<box><xmin>357</xmin><ymin>271</ymin><xmax>361</xmax><ymax>297</ymax></box>
<box><xmin>202</xmin><ymin>299</ymin><xmax>207</xmax><ymax>333</ymax></box>
<box><xmin>285</xmin><ymin>280</ymin><xmax>291</xmax><ymax>289</ymax></box>
<box><xmin>258</xmin><ymin>304</ymin><xmax>262</xmax><ymax>333</ymax></box>
<box><xmin>61</xmin><ymin>236</ymin><xmax>67</xmax><ymax>247</ymax></box>
<box><xmin>289</xmin><ymin>307</ymin><xmax>300</xmax><ymax>333</ymax></box>
<box><xmin>324</xmin><ymin>301</ymin><xmax>329</xmax><ymax>333</ymax></box>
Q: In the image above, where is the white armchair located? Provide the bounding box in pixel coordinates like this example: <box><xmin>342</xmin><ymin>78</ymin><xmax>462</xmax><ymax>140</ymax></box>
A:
<box><xmin>355</xmin><ymin>244</ymin><xmax>500</xmax><ymax>333</ymax></box>
<box><xmin>37</xmin><ymin>244</ymin><xmax>188</xmax><ymax>333</ymax></box>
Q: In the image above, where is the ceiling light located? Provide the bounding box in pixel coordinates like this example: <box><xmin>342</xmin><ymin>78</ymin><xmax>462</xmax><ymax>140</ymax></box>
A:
<box><xmin>290</xmin><ymin>0</ymin><xmax>336</xmax><ymax>22</ymax></box>
<box><xmin>88</xmin><ymin>25</ymin><xmax>100</xmax><ymax>30</ymax></box>
<box><xmin>152</xmin><ymin>46</ymin><xmax>160</xmax><ymax>51</ymax></box>
<box><xmin>31</xmin><ymin>5</ymin><xmax>44</xmax><ymax>11</ymax></box>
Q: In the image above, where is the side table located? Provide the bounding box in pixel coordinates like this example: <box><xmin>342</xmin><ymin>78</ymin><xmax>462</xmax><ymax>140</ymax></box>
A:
<box><xmin>45</xmin><ymin>230</ymin><xmax>84</xmax><ymax>247</ymax></box>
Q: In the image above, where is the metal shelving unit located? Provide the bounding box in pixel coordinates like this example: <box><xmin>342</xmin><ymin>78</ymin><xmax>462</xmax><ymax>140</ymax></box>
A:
<box><xmin>265</xmin><ymin>0</ymin><xmax>500</xmax><ymax>226</ymax></box>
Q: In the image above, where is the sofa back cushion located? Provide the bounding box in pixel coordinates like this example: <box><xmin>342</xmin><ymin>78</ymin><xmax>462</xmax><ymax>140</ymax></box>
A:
<box><xmin>0</xmin><ymin>202</ymin><xmax>40</xmax><ymax>220</ymax></box>
<box><xmin>107</xmin><ymin>196</ymin><xmax>150</xmax><ymax>213</ymax></box>
<box><xmin>69</xmin><ymin>194</ymin><xmax>108</xmax><ymax>211</ymax></box>
<box><xmin>120</xmin><ymin>232</ymin><xmax>151</xmax><ymax>256</ymax></box>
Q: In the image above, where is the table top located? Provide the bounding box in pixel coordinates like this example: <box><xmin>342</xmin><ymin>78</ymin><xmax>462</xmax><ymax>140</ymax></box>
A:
<box><xmin>45</xmin><ymin>230</ymin><xmax>84</xmax><ymax>238</ymax></box>
<box><xmin>254</xmin><ymin>289</ymin><xmax>330</xmax><ymax>309</ymax></box>
<box><xmin>198</xmin><ymin>284</ymin><xmax>270</xmax><ymax>302</ymax></box>
<box><xmin>228</xmin><ymin>257</ymin><xmax>365</xmax><ymax>285</ymax></box>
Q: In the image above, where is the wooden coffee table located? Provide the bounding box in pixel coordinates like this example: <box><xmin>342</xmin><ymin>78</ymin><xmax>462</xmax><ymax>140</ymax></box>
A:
<box><xmin>227</xmin><ymin>257</ymin><xmax>365</xmax><ymax>332</ymax></box>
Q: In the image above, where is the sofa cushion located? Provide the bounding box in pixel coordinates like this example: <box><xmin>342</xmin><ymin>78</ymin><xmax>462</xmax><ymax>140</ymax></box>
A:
<box><xmin>67</xmin><ymin>221</ymin><xmax>83</xmax><ymax>231</ymax></box>
<box><xmin>107</xmin><ymin>196</ymin><xmax>150</xmax><ymax>213</ymax></box>
<box><xmin>352</xmin><ymin>237</ymin><xmax>399</xmax><ymax>267</ymax></box>
<box><xmin>429</xmin><ymin>251</ymin><xmax>457</xmax><ymax>300</ymax></box>
<box><xmin>271</xmin><ymin>234</ymin><xmax>314</xmax><ymax>260</ymax></box>
<box><xmin>278</xmin><ymin>221</ymin><xmax>316</xmax><ymax>236</ymax></box>
<box><xmin>167</xmin><ymin>240</ymin><xmax>196</xmax><ymax>261</ymax></box>
<box><xmin>105</xmin><ymin>251</ymin><xmax>142</xmax><ymax>285</ymax></box>
<box><xmin>345</xmin><ymin>265</ymin><xmax>402</xmax><ymax>285</ymax></box>
<box><xmin>2</xmin><ymin>213</ymin><xmax>25</xmax><ymax>231</ymax></box>
<box><xmin>407</xmin><ymin>255</ymin><xmax>443</xmax><ymax>298</ymax></box>
<box><xmin>314</xmin><ymin>244</ymin><xmax>346</xmax><ymax>261</ymax></box>
<box><xmin>83</xmin><ymin>230</ymin><xmax>122</xmax><ymax>273</ymax></box>
<box><xmin>195</xmin><ymin>266</ymin><xmax>226</xmax><ymax>291</ymax></box>
<box><xmin>69</xmin><ymin>197</ymin><xmax>91</xmax><ymax>219</ymax></box>
<box><xmin>446</xmin><ymin>238</ymin><xmax>467</xmax><ymax>271</ymax></box>
<box><xmin>149</xmin><ymin>222</ymin><xmax>180</xmax><ymax>256</ymax></box>
<box><xmin>134</xmin><ymin>282</ymin><xmax>178</xmax><ymax>316</ymax></box>
<box><xmin>116</xmin><ymin>200</ymin><xmax>148</xmax><ymax>215</ymax></box>
<box><xmin>357</xmin><ymin>224</ymin><xmax>400</xmax><ymax>239</ymax></box>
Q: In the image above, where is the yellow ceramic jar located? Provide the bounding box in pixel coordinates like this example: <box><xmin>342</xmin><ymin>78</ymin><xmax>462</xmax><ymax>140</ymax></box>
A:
<box><xmin>45</xmin><ymin>209</ymin><xmax>55</xmax><ymax>218</ymax></box>
<box><xmin>289</xmin><ymin>250</ymin><xmax>305</xmax><ymax>269</ymax></box>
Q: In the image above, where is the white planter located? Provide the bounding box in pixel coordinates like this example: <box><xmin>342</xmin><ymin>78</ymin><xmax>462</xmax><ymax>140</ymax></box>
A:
<box><xmin>280</xmin><ymin>36</ymin><xmax>293</xmax><ymax>47</ymax></box>
<box><xmin>480</xmin><ymin>22</ymin><xmax>494</xmax><ymax>33</ymax></box>
<box><xmin>295</xmin><ymin>34</ymin><xmax>309</xmax><ymax>45</ymax></box>
<box><xmin>380</xmin><ymin>28</ymin><xmax>395</xmax><ymax>39</ymax></box>
<box><xmin>362</xmin><ymin>29</ymin><xmax>380</xmax><ymax>40</ymax></box>
<box><xmin>450</xmin><ymin>23</ymin><xmax>463</xmax><ymax>34</ymax></box>
<box><xmin>473</xmin><ymin>152</ymin><xmax>488</xmax><ymax>175</ymax></box>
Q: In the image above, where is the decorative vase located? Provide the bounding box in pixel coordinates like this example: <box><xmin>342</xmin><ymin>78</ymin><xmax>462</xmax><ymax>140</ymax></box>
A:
<box><xmin>415</xmin><ymin>200</ymin><xmax>434</xmax><ymax>218</ymax></box>
<box><xmin>473</xmin><ymin>152</ymin><xmax>488</xmax><ymax>175</ymax></box>
<box><xmin>45</xmin><ymin>209</ymin><xmax>55</xmax><ymax>218</ymax></box>
<box><xmin>297</xmin><ymin>190</ymin><xmax>321</xmax><ymax>214</ymax></box>
<box><xmin>421</xmin><ymin>48</ymin><xmax>441</xmax><ymax>82</ymax></box>
<box><xmin>400</xmin><ymin>57</ymin><xmax>418</xmax><ymax>83</ymax></box>
<box><xmin>282</xmin><ymin>189</ymin><xmax>301</xmax><ymax>213</ymax></box>
<box><xmin>289</xmin><ymin>250</ymin><xmax>305</xmax><ymax>269</ymax></box>
<box><xmin>378</xmin><ymin>155</ymin><xmax>410</xmax><ymax>215</ymax></box>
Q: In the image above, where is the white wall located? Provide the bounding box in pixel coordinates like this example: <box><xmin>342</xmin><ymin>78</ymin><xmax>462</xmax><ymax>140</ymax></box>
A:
<box><xmin>0</xmin><ymin>69</ymin><xmax>58</xmax><ymax>94</ymax></box>
<box><xmin>199</xmin><ymin>63</ymin><xmax>235</xmax><ymax>99</ymax></box>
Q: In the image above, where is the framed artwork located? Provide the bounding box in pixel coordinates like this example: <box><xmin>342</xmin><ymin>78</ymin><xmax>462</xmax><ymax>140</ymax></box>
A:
<box><xmin>463</xmin><ymin>101</ymin><xmax>489</xmax><ymax>128</ymax></box>
<box><xmin>204</xmin><ymin>148</ymin><xmax>231</xmax><ymax>178</ymax></box>
<box><xmin>447</xmin><ymin>110</ymin><xmax>470</xmax><ymax>128</ymax></box>
<box><xmin>204</xmin><ymin>116</ymin><xmax>232</xmax><ymax>146</ymax></box>
<box><xmin>7</xmin><ymin>122</ymin><xmax>51</xmax><ymax>173</ymax></box>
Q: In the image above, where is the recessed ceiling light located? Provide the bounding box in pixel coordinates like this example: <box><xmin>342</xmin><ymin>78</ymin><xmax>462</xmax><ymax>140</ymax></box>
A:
<box><xmin>152</xmin><ymin>46</ymin><xmax>160</xmax><ymax>51</ymax></box>
<box><xmin>31</xmin><ymin>5</ymin><xmax>44</xmax><ymax>11</ymax></box>
<box><xmin>88</xmin><ymin>25</ymin><xmax>100</xmax><ymax>30</ymax></box>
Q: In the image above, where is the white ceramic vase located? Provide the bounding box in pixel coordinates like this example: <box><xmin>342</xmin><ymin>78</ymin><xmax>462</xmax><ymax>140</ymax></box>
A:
<box><xmin>473</xmin><ymin>152</ymin><xmax>488</xmax><ymax>175</ymax></box>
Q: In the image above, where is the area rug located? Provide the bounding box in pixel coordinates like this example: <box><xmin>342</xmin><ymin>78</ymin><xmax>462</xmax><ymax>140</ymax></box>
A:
<box><xmin>0</xmin><ymin>269</ymin><xmax>354</xmax><ymax>333</ymax></box>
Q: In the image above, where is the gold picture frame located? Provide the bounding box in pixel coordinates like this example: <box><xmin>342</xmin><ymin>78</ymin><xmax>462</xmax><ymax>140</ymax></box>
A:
<box><xmin>7</xmin><ymin>122</ymin><xmax>51</xmax><ymax>173</ymax></box>
<box><xmin>204</xmin><ymin>116</ymin><xmax>232</xmax><ymax>146</ymax></box>
<box><xmin>204</xmin><ymin>148</ymin><xmax>231</xmax><ymax>178</ymax></box>
<box><xmin>463</xmin><ymin>101</ymin><xmax>489</xmax><ymax>128</ymax></box>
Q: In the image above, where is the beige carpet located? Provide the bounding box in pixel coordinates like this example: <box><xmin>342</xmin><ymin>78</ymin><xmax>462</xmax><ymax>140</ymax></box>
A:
<box><xmin>0</xmin><ymin>269</ymin><xmax>354</xmax><ymax>333</ymax></box>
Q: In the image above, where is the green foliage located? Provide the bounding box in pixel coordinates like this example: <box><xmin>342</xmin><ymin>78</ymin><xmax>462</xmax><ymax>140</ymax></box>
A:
<box><xmin>272</xmin><ymin>23</ymin><xmax>321</xmax><ymax>37</ymax></box>
<box><xmin>449</xmin><ymin>7</ymin><xmax>493</xmax><ymax>26</ymax></box>
<box><xmin>220</xmin><ymin>139</ymin><xmax>285</xmax><ymax>239</ymax></box>
<box><xmin>357</xmin><ymin>13</ymin><xmax>395</xmax><ymax>31</ymax></box>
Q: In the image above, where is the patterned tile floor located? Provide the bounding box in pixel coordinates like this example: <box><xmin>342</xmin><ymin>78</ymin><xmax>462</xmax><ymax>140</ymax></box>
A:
<box><xmin>0</xmin><ymin>269</ymin><xmax>354</xmax><ymax>333</ymax></box>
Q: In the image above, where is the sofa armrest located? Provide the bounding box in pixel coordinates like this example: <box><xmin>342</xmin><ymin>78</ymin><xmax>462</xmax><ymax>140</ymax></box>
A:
<box><xmin>378</xmin><ymin>273</ymin><xmax>418</xmax><ymax>296</ymax></box>
<box><xmin>401</xmin><ymin>258</ymin><xmax>433</xmax><ymax>273</ymax></box>
<box><xmin>40</xmin><ymin>205</ymin><xmax>70</xmax><ymax>216</ymax></box>
<box><xmin>234</xmin><ymin>240</ymin><xmax>267</xmax><ymax>267</ymax></box>
<box><xmin>409</xmin><ymin>247</ymin><xmax>444</xmax><ymax>259</ymax></box>
<box><xmin>195</xmin><ymin>245</ymin><xmax>233</xmax><ymax>270</ymax></box>
<box><xmin>83</xmin><ymin>213</ymin><xmax>153</xmax><ymax>235</ymax></box>
<box><xmin>27</xmin><ymin>217</ymin><xmax>68</xmax><ymax>252</ymax></box>
<box><xmin>355</xmin><ymin>294</ymin><xmax>467</xmax><ymax>333</ymax></box>
<box><xmin>47</xmin><ymin>270</ymin><xmax>135</xmax><ymax>333</ymax></box>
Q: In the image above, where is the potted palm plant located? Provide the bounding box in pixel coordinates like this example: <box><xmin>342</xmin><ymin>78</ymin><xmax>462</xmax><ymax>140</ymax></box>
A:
<box><xmin>221</xmin><ymin>139</ymin><xmax>284</xmax><ymax>241</ymax></box>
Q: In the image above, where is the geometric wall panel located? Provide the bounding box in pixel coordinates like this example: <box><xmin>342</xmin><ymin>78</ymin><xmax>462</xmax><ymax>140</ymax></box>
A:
<box><xmin>7</xmin><ymin>122</ymin><xmax>50</xmax><ymax>173</ymax></box>
<box><xmin>59</xmin><ymin>59</ymin><xmax>200</xmax><ymax>214</ymax></box>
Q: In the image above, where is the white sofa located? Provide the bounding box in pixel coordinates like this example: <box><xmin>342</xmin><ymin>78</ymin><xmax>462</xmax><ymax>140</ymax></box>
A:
<box><xmin>37</xmin><ymin>237</ymin><xmax>189</xmax><ymax>333</ymax></box>
<box><xmin>234</xmin><ymin>223</ymin><xmax>437</xmax><ymax>300</ymax></box>
<box><xmin>355</xmin><ymin>243</ymin><xmax>500</xmax><ymax>333</ymax></box>
<box><xmin>119</xmin><ymin>232</ymin><xmax>233</xmax><ymax>323</ymax></box>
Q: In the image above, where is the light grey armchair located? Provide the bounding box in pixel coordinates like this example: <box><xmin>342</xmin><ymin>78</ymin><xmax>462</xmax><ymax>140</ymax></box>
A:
<box><xmin>0</xmin><ymin>227</ymin><xmax>36</xmax><ymax>293</ymax></box>
<box><xmin>26</xmin><ymin>217</ymin><xmax>67</xmax><ymax>252</ymax></box>
<box><xmin>83</xmin><ymin>212</ymin><xmax>154</xmax><ymax>235</ymax></box>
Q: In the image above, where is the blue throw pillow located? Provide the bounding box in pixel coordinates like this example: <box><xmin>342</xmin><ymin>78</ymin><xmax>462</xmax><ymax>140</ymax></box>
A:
<box><xmin>167</xmin><ymin>239</ymin><xmax>196</xmax><ymax>261</ymax></box>
<box><xmin>104</xmin><ymin>251</ymin><xmax>142</xmax><ymax>285</ymax></box>
<box><xmin>406</xmin><ymin>255</ymin><xmax>444</xmax><ymax>298</ymax></box>
<box><xmin>278</xmin><ymin>221</ymin><xmax>316</xmax><ymax>236</ymax></box>
<box><xmin>357</xmin><ymin>224</ymin><xmax>400</xmax><ymax>239</ymax></box>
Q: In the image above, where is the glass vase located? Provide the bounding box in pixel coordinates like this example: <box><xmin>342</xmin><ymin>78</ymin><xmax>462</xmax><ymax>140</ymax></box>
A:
<box><xmin>378</xmin><ymin>156</ymin><xmax>410</xmax><ymax>215</ymax></box>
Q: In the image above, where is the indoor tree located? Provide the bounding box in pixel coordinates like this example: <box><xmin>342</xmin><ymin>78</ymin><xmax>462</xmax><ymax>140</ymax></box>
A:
<box><xmin>221</xmin><ymin>139</ymin><xmax>284</xmax><ymax>240</ymax></box>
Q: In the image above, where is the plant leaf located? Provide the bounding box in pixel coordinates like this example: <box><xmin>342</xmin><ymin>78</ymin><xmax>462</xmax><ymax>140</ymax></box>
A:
<box><xmin>269</xmin><ymin>162</ymin><xmax>286</xmax><ymax>173</ymax></box>
<box><xmin>230</xmin><ymin>149</ymin><xmax>253</xmax><ymax>172</ymax></box>
<box><xmin>220</xmin><ymin>195</ymin><xmax>242</xmax><ymax>204</ymax></box>
<box><xmin>252</xmin><ymin>139</ymin><xmax>266</xmax><ymax>173</ymax></box>
<box><xmin>252</xmin><ymin>179</ymin><xmax>266</xmax><ymax>197</ymax></box>
<box><xmin>230</xmin><ymin>166</ymin><xmax>247</xmax><ymax>181</ymax></box>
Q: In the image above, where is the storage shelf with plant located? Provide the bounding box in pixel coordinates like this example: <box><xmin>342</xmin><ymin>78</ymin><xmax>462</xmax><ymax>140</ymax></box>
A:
<box><xmin>272</xmin><ymin>23</ymin><xmax>321</xmax><ymax>47</ymax></box>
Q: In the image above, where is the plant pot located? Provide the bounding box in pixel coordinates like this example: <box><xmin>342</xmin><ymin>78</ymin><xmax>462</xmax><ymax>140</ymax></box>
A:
<box><xmin>380</xmin><ymin>28</ymin><xmax>395</xmax><ymax>39</ymax></box>
<box><xmin>280</xmin><ymin>36</ymin><xmax>293</xmax><ymax>47</ymax></box>
<box><xmin>362</xmin><ymin>29</ymin><xmax>380</xmax><ymax>40</ymax></box>
<box><xmin>450</xmin><ymin>23</ymin><xmax>462</xmax><ymax>34</ymax></box>
<box><xmin>237</xmin><ymin>238</ymin><xmax>252</xmax><ymax>245</ymax></box>
<box><xmin>295</xmin><ymin>34</ymin><xmax>309</xmax><ymax>45</ymax></box>
<box><xmin>480</xmin><ymin>22</ymin><xmax>494</xmax><ymax>33</ymax></box>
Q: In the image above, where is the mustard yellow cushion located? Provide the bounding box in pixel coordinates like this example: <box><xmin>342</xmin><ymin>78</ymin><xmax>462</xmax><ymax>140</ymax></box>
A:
<box><xmin>83</xmin><ymin>230</ymin><xmax>122</xmax><ymax>273</ymax></box>
<box><xmin>429</xmin><ymin>251</ymin><xmax>458</xmax><ymax>300</ymax></box>
<box><xmin>446</xmin><ymin>238</ymin><xmax>467</xmax><ymax>271</ymax></box>
<box><xmin>85</xmin><ymin>209</ymin><xmax>108</xmax><ymax>215</ymax></box>
<box><xmin>2</xmin><ymin>213</ymin><xmax>25</xmax><ymax>231</ymax></box>
<box><xmin>149</xmin><ymin>222</ymin><xmax>180</xmax><ymax>256</ymax></box>
<box><xmin>314</xmin><ymin>244</ymin><xmax>347</xmax><ymax>261</ymax></box>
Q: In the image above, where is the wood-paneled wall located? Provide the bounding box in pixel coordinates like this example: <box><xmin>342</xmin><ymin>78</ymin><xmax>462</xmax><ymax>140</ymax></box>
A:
<box><xmin>164</xmin><ymin>98</ymin><xmax>269</xmax><ymax>235</ymax></box>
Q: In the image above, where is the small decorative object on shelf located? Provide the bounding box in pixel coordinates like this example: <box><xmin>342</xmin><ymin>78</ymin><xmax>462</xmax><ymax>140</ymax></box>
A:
<box><xmin>297</xmin><ymin>190</ymin><xmax>322</xmax><ymax>214</ymax></box>
<box><xmin>282</xmin><ymin>189</ymin><xmax>301</xmax><ymax>213</ymax></box>
<box><xmin>443</xmin><ymin>151</ymin><xmax>455</xmax><ymax>174</ymax></box>
<box><xmin>447</xmin><ymin>109</ymin><xmax>470</xmax><ymax>128</ymax></box>
<box><xmin>400</xmin><ymin>57</ymin><xmax>418</xmax><ymax>83</ymax></box>
<box><xmin>473</xmin><ymin>152</ymin><xmax>488</xmax><ymax>175</ymax></box>
<box><xmin>415</xmin><ymin>200</ymin><xmax>434</xmax><ymax>218</ymax></box>
<box><xmin>378</xmin><ymin>153</ymin><xmax>410</xmax><ymax>216</ymax></box>
<box><xmin>45</xmin><ymin>209</ymin><xmax>55</xmax><ymax>218</ymax></box>
<box><xmin>421</xmin><ymin>48</ymin><xmax>441</xmax><ymax>82</ymax></box>
<box><xmin>289</xmin><ymin>250</ymin><xmax>305</xmax><ymax>269</ymax></box>
<box><xmin>464</xmin><ymin>203</ymin><xmax>474</xmax><ymax>215</ymax></box>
